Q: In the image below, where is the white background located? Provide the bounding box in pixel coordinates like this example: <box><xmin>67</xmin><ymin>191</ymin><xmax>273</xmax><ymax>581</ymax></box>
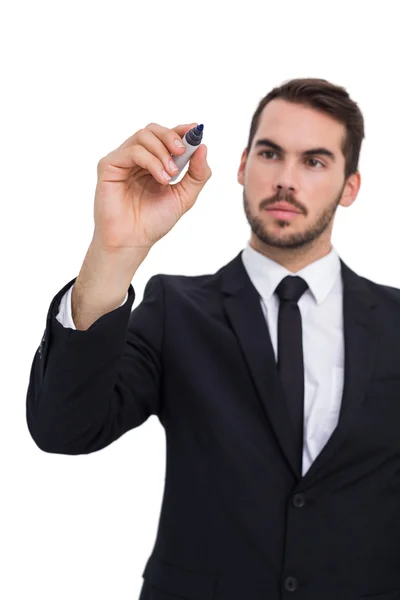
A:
<box><xmin>1</xmin><ymin>0</ymin><xmax>399</xmax><ymax>598</ymax></box>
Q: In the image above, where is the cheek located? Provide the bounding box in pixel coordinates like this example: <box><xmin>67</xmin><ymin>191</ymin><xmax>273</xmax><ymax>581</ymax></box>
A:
<box><xmin>301</xmin><ymin>175</ymin><xmax>336</xmax><ymax>196</ymax></box>
<box><xmin>245</xmin><ymin>163</ymin><xmax>273</xmax><ymax>190</ymax></box>
<box><xmin>248</xmin><ymin>161</ymin><xmax>271</xmax><ymax>178</ymax></box>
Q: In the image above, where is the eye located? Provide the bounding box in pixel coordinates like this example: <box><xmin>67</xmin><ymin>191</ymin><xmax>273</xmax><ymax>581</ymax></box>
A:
<box><xmin>259</xmin><ymin>150</ymin><xmax>277</xmax><ymax>159</ymax></box>
<box><xmin>307</xmin><ymin>158</ymin><xmax>325</xmax><ymax>168</ymax></box>
<box><xmin>258</xmin><ymin>151</ymin><xmax>325</xmax><ymax>168</ymax></box>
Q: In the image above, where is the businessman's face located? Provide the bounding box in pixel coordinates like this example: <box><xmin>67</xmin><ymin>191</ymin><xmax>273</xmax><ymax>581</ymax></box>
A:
<box><xmin>237</xmin><ymin>99</ymin><xmax>360</xmax><ymax>250</ymax></box>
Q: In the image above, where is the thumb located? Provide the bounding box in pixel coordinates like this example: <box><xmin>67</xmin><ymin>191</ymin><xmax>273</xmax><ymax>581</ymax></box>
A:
<box><xmin>173</xmin><ymin>143</ymin><xmax>212</xmax><ymax>211</ymax></box>
<box><xmin>182</xmin><ymin>143</ymin><xmax>211</xmax><ymax>185</ymax></box>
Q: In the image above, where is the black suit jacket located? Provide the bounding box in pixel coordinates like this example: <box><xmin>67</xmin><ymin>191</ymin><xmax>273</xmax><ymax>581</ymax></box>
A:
<box><xmin>27</xmin><ymin>250</ymin><xmax>400</xmax><ymax>600</ymax></box>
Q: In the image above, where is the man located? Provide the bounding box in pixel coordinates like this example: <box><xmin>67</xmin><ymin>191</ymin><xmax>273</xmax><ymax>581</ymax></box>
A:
<box><xmin>27</xmin><ymin>78</ymin><xmax>400</xmax><ymax>599</ymax></box>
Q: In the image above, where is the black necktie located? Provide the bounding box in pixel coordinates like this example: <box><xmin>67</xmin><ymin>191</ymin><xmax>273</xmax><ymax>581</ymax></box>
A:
<box><xmin>275</xmin><ymin>275</ymin><xmax>309</xmax><ymax>475</ymax></box>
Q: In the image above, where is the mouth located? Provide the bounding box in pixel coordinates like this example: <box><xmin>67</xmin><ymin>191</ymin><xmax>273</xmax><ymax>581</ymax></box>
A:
<box><xmin>265</xmin><ymin>207</ymin><xmax>301</xmax><ymax>219</ymax></box>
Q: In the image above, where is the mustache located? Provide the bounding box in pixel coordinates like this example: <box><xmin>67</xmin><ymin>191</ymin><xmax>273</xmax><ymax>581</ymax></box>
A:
<box><xmin>262</xmin><ymin>193</ymin><xmax>304</xmax><ymax>213</ymax></box>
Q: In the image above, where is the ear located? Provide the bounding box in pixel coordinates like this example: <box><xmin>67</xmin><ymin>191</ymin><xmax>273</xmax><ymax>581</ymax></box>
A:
<box><xmin>339</xmin><ymin>171</ymin><xmax>361</xmax><ymax>208</ymax></box>
<box><xmin>237</xmin><ymin>148</ymin><xmax>248</xmax><ymax>186</ymax></box>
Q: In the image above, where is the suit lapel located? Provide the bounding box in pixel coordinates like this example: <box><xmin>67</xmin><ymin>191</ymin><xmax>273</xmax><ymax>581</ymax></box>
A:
<box><xmin>300</xmin><ymin>259</ymin><xmax>378</xmax><ymax>486</ymax></box>
<box><xmin>221</xmin><ymin>251</ymin><xmax>306</xmax><ymax>480</ymax></box>
<box><xmin>221</xmin><ymin>251</ymin><xmax>379</xmax><ymax>484</ymax></box>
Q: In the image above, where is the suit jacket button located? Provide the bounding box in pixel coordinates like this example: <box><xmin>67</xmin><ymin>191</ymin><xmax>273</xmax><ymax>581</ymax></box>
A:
<box><xmin>292</xmin><ymin>493</ymin><xmax>306</xmax><ymax>507</ymax></box>
<box><xmin>284</xmin><ymin>576</ymin><xmax>298</xmax><ymax>591</ymax></box>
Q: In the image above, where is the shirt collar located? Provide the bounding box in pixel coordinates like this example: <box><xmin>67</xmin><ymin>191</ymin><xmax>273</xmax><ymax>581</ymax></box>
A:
<box><xmin>241</xmin><ymin>241</ymin><xmax>341</xmax><ymax>305</ymax></box>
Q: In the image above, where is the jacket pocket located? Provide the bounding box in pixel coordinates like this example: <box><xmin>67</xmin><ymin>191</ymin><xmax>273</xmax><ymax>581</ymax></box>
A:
<box><xmin>142</xmin><ymin>555</ymin><xmax>217</xmax><ymax>600</ymax></box>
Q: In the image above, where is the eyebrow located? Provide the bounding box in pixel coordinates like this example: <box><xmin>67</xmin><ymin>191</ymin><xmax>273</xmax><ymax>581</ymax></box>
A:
<box><xmin>254</xmin><ymin>138</ymin><xmax>336</xmax><ymax>162</ymax></box>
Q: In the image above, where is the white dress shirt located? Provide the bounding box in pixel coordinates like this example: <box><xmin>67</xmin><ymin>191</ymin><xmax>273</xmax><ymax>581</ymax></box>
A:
<box><xmin>56</xmin><ymin>241</ymin><xmax>345</xmax><ymax>476</ymax></box>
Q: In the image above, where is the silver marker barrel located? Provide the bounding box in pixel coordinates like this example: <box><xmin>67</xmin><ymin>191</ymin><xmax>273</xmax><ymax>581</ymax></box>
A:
<box><xmin>169</xmin><ymin>124</ymin><xmax>204</xmax><ymax>182</ymax></box>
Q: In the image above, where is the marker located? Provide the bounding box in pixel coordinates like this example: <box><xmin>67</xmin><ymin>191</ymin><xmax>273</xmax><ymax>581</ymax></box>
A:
<box><xmin>169</xmin><ymin>124</ymin><xmax>204</xmax><ymax>182</ymax></box>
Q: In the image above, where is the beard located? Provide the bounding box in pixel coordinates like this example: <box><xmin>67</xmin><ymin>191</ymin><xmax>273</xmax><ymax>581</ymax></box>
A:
<box><xmin>243</xmin><ymin>184</ymin><xmax>346</xmax><ymax>250</ymax></box>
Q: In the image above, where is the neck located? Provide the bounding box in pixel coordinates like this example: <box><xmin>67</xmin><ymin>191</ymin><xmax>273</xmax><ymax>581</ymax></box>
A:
<box><xmin>250</xmin><ymin>238</ymin><xmax>333</xmax><ymax>273</ymax></box>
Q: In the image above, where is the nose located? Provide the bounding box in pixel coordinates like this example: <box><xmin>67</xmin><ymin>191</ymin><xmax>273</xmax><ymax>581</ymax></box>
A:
<box><xmin>274</xmin><ymin>163</ymin><xmax>297</xmax><ymax>194</ymax></box>
<box><xmin>275</xmin><ymin>184</ymin><xmax>296</xmax><ymax>202</ymax></box>
<box><xmin>277</xmin><ymin>184</ymin><xmax>295</xmax><ymax>192</ymax></box>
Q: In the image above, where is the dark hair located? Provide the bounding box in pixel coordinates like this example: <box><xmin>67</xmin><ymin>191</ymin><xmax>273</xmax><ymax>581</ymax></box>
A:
<box><xmin>245</xmin><ymin>77</ymin><xmax>365</xmax><ymax>180</ymax></box>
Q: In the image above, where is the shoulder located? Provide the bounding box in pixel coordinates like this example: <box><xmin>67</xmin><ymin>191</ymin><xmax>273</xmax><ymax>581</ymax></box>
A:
<box><xmin>360</xmin><ymin>274</ymin><xmax>400</xmax><ymax>307</ymax></box>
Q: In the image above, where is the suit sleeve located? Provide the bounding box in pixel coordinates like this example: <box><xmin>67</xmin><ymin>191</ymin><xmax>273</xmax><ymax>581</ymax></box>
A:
<box><xmin>56</xmin><ymin>282</ymin><xmax>129</xmax><ymax>330</ymax></box>
<box><xmin>26</xmin><ymin>274</ymin><xmax>164</xmax><ymax>455</ymax></box>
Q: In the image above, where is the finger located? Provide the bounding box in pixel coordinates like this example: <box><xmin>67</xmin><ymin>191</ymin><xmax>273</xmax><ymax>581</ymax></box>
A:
<box><xmin>171</xmin><ymin>122</ymin><xmax>199</xmax><ymax>136</ymax></box>
<box><xmin>133</xmin><ymin>129</ymin><xmax>185</xmax><ymax>179</ymax></box>
<box><xmin>145</xmin><ymin>122</ymin><xmax>199</xmax><ymax>157</ymax></box>
<box><xmin>172</xmin><ymin>143</ymin><xmax>212</xmax><ymax>211</ymax></box>
<box><xmin>100</xmin><ymin>144</ymin><xmax>172</xmax><ymax>186</ymax></box>
<box><xmin>117</xmin><ymin>122</ymin><xmax>198</xmax><ymax>152</ymax></box>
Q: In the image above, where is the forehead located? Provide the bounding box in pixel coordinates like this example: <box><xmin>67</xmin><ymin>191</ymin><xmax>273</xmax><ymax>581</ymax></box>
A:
<box><xmin>257</xmin><ymin>99</ymin><xmax>346</xmax><ymax>151</ymax></box>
